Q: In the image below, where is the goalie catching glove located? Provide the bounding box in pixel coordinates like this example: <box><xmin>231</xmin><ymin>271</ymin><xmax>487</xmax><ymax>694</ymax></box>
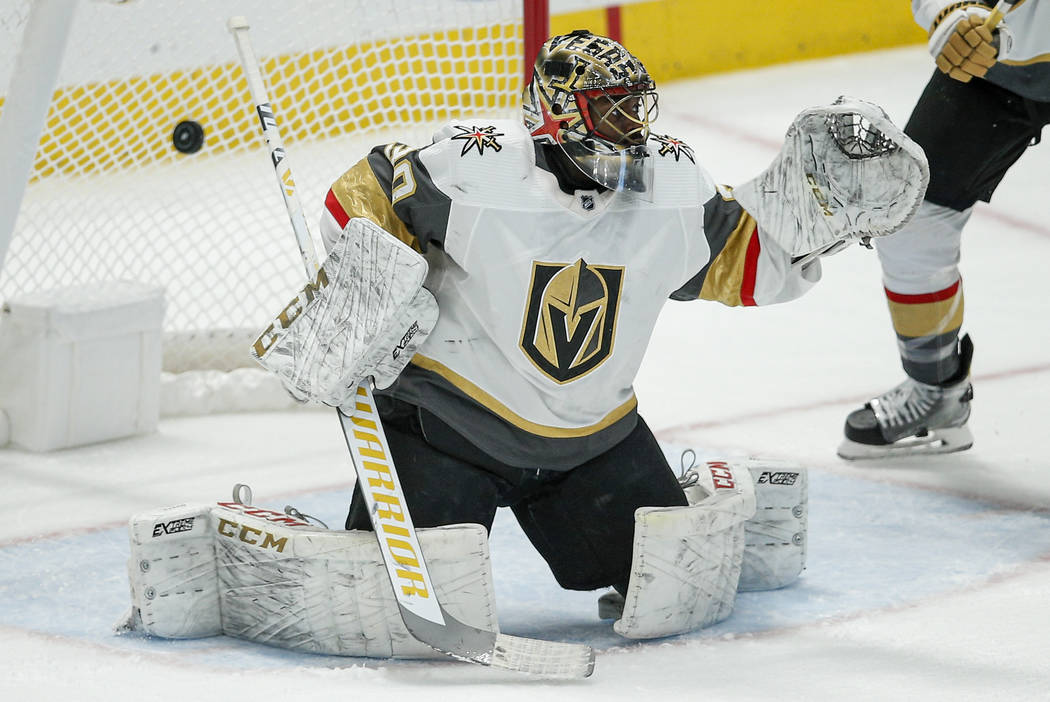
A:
<box><xmin>252</xmin><ymin>217</ymin><xmax>438</xmax><ymax>407</ymax></box>
<box><xmin>733</xmin><ymin>96</ymin><xmax>929</xmax><ymax>262</ymax></box>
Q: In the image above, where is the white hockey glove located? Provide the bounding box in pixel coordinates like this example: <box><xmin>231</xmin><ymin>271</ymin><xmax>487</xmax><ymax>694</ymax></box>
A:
<box><xmin>252</xmin><ymin>217</ymin><xmax>438</xmax><ymax>407</ymax></box>
<box><xmin>733</xmin><ymin>97</ymin><xmax>929</xmax><ymax>261</ymax></box>
<box><xmin>929</xmin><ymin>5</ymin><xmax>1012</xmax><ymax>83</ymax></box>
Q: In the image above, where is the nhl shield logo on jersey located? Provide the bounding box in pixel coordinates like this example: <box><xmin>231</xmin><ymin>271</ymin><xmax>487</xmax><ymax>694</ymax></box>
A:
<box><xmin>450</xmin><ymin>125</ymin><xmax>504</xmax><ymax>156</ymax></box>
<box><xmin>520</xmin><ymin>259</ymin><xmax>624</xmax><ymax>384</ymax></box>
<box><xmin>652</xmin><ymin>134</ymin><xmax>694</xmax><ymax>163</ymax></box>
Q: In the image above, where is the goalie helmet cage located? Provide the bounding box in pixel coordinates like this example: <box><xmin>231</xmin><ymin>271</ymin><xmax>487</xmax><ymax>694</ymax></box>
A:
<box><xmin>0</xmin><ymin>0</ymin><xmax>548</xmax><ymax>388</ymax></box>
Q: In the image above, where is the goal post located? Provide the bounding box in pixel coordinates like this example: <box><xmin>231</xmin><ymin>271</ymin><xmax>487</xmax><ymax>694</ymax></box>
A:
<box><xmin>0</xmin><ymin>0</ymin><xmax>75</xmax><ymax>275</ymax></box>
<box><xmin>0</xmin><ymin>0</ymin><xmax>545</xmax><ymax>393</ymax></box>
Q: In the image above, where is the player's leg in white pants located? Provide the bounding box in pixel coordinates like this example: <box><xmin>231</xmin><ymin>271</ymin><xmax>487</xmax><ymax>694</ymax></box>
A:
<box><xmin>838</xmin><ymin>200</ymin><xmax>975</xmax><ymax>459</ymax></box>
<box><xmin>876</xmin><ymin>200</ymin><xmax>969</xmax><ymax>383</ymax></box>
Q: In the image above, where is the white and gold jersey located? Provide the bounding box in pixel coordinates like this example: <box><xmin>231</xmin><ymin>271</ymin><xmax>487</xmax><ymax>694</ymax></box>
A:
<box><xmin>321</xmin><ymin>120</ymin><xmax>818</xmax><ymax>468</ymax></box>
<box><xmin>913</xmin><ymin>0</ymin><xmax>1050</xmax><ymax>100</ymax></box>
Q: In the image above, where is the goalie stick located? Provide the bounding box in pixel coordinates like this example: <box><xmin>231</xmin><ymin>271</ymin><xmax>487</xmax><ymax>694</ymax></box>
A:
<box><xmin>226</xmin><ymin>16</ymin><xmax>595</xmax><ymax>679</ymax></box>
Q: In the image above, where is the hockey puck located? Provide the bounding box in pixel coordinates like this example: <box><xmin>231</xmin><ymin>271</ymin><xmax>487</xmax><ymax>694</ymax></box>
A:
<box><xmin>172</xmin><ymin>120</ymin><xmax>205</xmax><ymax>154</ymax></box>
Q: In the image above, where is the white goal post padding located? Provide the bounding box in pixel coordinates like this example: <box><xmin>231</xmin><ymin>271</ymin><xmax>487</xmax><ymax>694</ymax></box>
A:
<box><xmin>0</xmin><ymin>0</ymin><xmax>534</xmax><ymax>396</ymax></box>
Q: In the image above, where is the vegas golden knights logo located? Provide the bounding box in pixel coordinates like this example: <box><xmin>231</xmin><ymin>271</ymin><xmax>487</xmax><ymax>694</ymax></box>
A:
<box><xmin>520</xmin><ymin>259</ymin><xmax>624</xmax><ymax>384</ymax></box>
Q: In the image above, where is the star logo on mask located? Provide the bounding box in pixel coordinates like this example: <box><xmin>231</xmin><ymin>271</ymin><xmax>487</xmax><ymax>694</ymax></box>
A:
<box><xmin>450</xmin><ymin>125</ymin><xmax>505</xmax><ymax>157</ymax></box>
<box><xmin>653</xmin><ymin>134</ymin><xmax>694</xmax><ymax>163</ymax></box>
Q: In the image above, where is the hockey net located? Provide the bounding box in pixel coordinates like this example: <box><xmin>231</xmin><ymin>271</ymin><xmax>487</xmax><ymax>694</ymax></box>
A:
<box><xmin>0</xmin><ymin>0</ymin><xmax>536</xmax><ymax>411</ymax></box>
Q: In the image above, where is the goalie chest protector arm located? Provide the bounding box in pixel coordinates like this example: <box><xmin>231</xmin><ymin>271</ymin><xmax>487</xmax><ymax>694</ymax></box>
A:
<box><xmin>321</xmin><ymin>143</ymin><xmax>453</xmax><ymax>256</ymax></box>
<box><xmin>671</xmin><ymin>188</ymin><xmax>823</xmax><ymax>307</ymax></box>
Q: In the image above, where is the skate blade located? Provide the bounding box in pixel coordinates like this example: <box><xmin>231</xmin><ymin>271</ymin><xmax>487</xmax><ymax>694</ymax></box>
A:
<box><xmin>837</xmin><ymin>425</ymin><xmax>973</xmax><ymax>461</ymax></box>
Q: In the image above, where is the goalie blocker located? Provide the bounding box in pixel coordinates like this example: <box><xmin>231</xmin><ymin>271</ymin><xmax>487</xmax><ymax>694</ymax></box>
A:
<box><xmin>252</xmin><ymin>217</ymin><xmax>438</xmax><ymax>408</ymax></box>
<box><xmin>117</xmin><ymin>457</ymin><xmax>806</xmax><ymax>652</ymax></box>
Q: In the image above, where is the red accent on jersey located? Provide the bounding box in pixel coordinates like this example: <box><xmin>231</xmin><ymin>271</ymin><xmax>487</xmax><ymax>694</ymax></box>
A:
<box><xmin>741</xmin><ymin>227</ymin><xmax>761</xmax><ymax>307</ymax></box>
<box><xmin>325</xmin><ymin>188</ymin><xmax>350</xmax><ymax>228</ymax></box>
<box><xmin>884</xmin><ymin>279</ymin><xmax>960</xmax><ymax>304</ymax></box>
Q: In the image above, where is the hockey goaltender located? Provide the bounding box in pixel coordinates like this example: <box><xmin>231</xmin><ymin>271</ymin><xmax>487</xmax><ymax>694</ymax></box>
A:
<box><xmin>117</xmin><ymin>30</ymin><xmax>928</xmax><ymax>677</ymax></box>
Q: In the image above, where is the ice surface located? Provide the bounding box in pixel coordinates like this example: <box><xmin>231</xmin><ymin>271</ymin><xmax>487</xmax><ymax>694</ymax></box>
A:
<box><xmin>2</xmin><ymin>46</ymin><xmax>1049</xmax><ymax>701</ymax></box>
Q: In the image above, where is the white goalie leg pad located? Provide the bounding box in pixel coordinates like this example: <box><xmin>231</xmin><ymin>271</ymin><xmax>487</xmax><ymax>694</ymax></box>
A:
<box><xmin>737</xmin><ymin>460</ymin><xmax>808</xmax><ymax>592</ymax></box>
<box><xmin>613</xmin><ymin>460</ymin><xmax>756</xmax><ymax>639</ymax></box>
<box><xmin>119</xmin><ymin>503</ymin><xmax>222</xmax><ymax>638</ymax></box>
<box><xmin>211</xmin><ymin>502</ymin><xmax>498</xmax><ymax>659</ymax></box>
<box><xmin>733</xmin><ymin>96</ymin><xmax>929</xmax><ymax>258</ymax></box>
<box><xmin>679</xmin><ymin>456</ymin><xmax>808</xmax><ymax>591</ymax></box>
<box><xmin>252</xmin><ymin>217</ymin><xmax>439</xmax><ymax>403</ymax></box>
<box><xmin>119</xmin><ymin>501</ymin><xmax>500</xmax><ymax>658</ymax></box>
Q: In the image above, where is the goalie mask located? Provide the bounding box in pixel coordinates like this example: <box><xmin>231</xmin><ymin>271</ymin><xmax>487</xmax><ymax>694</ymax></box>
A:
<box><xmin>523</xmin><ymin>30</ymin><xmax>659</xmax><ymax>194</ymax></box>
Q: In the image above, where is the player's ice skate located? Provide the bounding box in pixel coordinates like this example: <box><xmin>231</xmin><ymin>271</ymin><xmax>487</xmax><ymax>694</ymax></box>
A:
<box><xmin>838</xmin><ymin>335</ymin><xmax>974</xmax><ymax>460</ymax></box>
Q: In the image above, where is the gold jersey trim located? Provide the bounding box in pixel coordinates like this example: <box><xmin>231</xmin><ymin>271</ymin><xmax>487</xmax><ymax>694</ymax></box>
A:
<box><xmin>409</xmin><ymin>354</ymin><xmax>638</xmax><ymax>438</ymax></box>
<box><xmin>329</xmin><ymin>159</ymin><xmax>421</xmax><ymax>251</ymax></box>
<box><xmin>1000</xmin><ymin>52</ymin><xmax>1050</xmax><ymax>67</ymax></box>
<box><xmin>698</xmin><ymin>208</ymin><xmax>758</xmax><ymax>306</ymax></box>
